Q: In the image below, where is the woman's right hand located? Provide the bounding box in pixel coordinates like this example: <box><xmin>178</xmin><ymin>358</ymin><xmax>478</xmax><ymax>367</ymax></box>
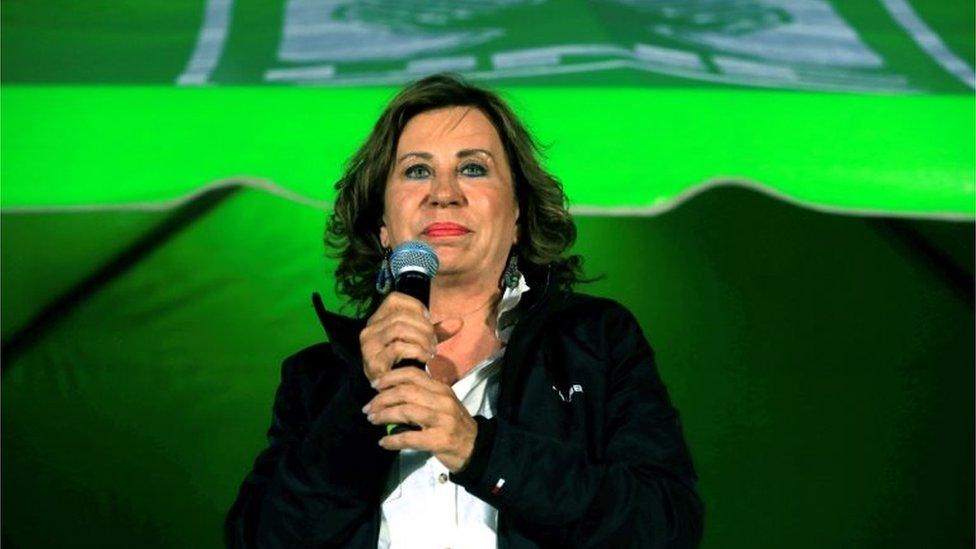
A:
<box><xmin>359</xmin><ymin>292</ymin><xmax>438</xmax><ymax>385</ymax></box>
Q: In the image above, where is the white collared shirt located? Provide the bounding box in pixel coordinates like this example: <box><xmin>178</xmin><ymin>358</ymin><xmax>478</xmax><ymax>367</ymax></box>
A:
<box><xmin>377</xmin><ymin>275</ymin><xmax>530</xmax><ymax>549</ymax></box>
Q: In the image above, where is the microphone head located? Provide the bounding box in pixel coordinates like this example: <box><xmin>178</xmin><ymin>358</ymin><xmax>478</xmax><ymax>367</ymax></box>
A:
<box><xmin>390</xmin><ymin>240</ymin><xmax>439</xmax><ymax>280</ymax></box>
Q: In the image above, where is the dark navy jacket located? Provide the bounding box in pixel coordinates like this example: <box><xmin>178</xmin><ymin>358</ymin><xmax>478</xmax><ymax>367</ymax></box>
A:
<box><xmin>225</xmin><ymin>268</ymin><xmax>703</xmax><ymax>547</ymax></box>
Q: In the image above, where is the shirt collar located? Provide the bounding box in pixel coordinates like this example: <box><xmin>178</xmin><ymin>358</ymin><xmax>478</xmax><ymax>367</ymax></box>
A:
<box><xmin>495</xmin><ymin>272</ymin><xmax>531</xmax><ymax>344</ymax></box>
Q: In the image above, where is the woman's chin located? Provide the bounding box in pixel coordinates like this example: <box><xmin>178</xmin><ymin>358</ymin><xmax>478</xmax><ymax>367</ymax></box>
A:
<box><xmin>432</xmin><ymin>262</ymin><xmax>478</xmax><ymax>280</ymax></box>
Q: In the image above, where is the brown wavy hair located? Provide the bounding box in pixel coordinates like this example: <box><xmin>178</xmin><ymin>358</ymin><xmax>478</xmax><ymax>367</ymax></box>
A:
<box><xmin>325</xmin><ymin>73</ymin><xmax>584</xmax><ymax>315</ymax></box>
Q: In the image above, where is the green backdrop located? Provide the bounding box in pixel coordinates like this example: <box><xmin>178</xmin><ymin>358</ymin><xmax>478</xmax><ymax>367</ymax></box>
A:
<box><xmin>2</xmin><ymin>0</ymin><xmax>974</xmax><ymax>547</ymax></box>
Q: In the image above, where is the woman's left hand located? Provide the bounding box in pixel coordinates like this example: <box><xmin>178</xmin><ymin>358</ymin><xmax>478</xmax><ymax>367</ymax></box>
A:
<box><xmin>363</xmin><ymin>366</ymin><xmax>477</xmax><ymax>473</ymax></box>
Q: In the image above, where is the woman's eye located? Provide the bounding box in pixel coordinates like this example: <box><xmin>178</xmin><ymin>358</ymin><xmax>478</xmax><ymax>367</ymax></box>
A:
<box><xmin>404</xmin><ymin>164</ymin><xmax>431</xmax><ymax>179</ymax></box>
<box><xmin>459</xmin><ymin>163</ymin><xmax>487</xmax><ymax>177</ymax></box>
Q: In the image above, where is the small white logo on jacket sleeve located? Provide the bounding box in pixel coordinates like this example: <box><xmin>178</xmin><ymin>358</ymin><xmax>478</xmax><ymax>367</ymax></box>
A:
<box><xmin>552</xmin><ymin>384</ymin><xmax>584</xmax><ymax>402</ymax></box>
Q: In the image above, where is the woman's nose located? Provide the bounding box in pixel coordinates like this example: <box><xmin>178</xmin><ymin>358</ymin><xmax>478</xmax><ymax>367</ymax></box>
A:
<box><xmin>428</xmin><ymin>173</ymin><xmax>465</xmax><ymax>207</ymax></box>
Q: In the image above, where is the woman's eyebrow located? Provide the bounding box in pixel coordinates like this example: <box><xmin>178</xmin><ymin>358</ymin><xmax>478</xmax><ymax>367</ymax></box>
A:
<box><xmin>397</xmin><ymin>149</ymin><xmax>493</xmax><ymax>164</ymax></box>
<box><xmin>457</xmin><ymin>149</ymin><xmax>493</xmax><ymax>160</ymax></box>
<box><xmin>396</xmin><ymin>151</ymin><xmax>433</xmax><ymax>164</ymax></box>
<box><xmin>398</xmin><ymin>151</ymin><xmax>434</xmax><ymax>162</ymax></box>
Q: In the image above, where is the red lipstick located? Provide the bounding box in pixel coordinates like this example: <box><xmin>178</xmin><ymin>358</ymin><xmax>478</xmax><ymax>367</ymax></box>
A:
<box><xmin>423</xmin><ymin>222</ymin><xmax>471</xmax><ymax>237</ymax></box>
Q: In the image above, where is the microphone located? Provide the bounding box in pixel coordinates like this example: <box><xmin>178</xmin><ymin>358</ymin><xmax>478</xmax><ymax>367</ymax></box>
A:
<box><xmin>387</xmin><ymin>240</ymin><xmax>439</xmax><ymax>435</ymax></box>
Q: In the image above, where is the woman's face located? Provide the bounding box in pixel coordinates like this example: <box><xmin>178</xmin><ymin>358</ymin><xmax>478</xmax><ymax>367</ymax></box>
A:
<box><xmin>380</xmin><ymin>106</ymin><xmax>519</xmax><ymax>284</ymax></box>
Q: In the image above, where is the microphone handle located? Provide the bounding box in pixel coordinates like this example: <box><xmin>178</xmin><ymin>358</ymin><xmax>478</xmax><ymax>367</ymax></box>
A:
<box><xmin>393</xmin><ymin>270</ymin><xmax>430</xmax><ymax>307</ymax></box>
<box><xmin>387</xmin><ymin>270</ymin><xmax>431</xmax><ymax>435</ymax></box>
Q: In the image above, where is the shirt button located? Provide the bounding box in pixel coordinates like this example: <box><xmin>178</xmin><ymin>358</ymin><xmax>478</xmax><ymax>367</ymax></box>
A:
<box><xmin>438</xmin><ymin>473</ymin><xmax>449</xmax><ymax>484</ymax></box>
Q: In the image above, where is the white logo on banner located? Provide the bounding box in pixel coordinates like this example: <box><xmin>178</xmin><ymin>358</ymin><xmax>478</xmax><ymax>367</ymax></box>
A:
<box><xmin>177</xmin><ymin>0</ymin><xmax>974</xmax><ymax>92</ymax></box>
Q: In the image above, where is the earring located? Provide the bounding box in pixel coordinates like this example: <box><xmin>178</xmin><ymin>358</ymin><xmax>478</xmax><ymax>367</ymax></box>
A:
<box><xmin>375</xmin><ymin>249</ymin><xmax>392</xmax><ymax>295</ymax></box>
<box><xmin>503</xmin><ymin>251</ymin><xmax>521</xmax><ymax>290</ymax></box>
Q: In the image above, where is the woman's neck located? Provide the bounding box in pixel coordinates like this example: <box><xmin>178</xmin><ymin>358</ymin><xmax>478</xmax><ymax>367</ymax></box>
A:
<box><xmin>425</xmin><ymin>276</ymin><xmax>504</xmax><ymax>384</ymax></box>
<box><xmin>428</xmin><ymin>273</ymin><xmax>502</xmax><ymax>325</ymax></box>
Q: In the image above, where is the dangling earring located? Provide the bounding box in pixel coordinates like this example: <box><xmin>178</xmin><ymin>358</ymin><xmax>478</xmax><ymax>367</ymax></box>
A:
<box><xmin>503</xmin><ymin>250</ymin><xmax>521</xmax><ymax>290</ymax></box>
<box><xmin>375</xmin><ymin>249</ymin><xmax>392</xmax><ymax>295</ymax></box>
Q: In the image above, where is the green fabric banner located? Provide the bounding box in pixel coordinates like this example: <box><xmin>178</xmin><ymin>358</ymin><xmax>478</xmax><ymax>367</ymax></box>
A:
<box><xmin>2</xmin><ymin>0</ymin><xmax>974</xmax><ymax>217</ymax></box>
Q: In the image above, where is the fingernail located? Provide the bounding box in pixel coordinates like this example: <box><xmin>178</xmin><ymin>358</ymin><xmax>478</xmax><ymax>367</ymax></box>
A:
<box><xmin>423</xmin><ymin>309</ymin><xmax>430</xmax><ymax>319</ymax></box>
<box><xmin>361</xmin><ymin>404</ymin><xmax>370</xmax><ymax>414</ymax></box>
<box><xmin>367</xmin><ymin>414</ymin><xmax>375</xmax><ymax>423</ymax></box>
<box><xmin>371</xmin><ymin>378</ymin><xmax>379</xmax><ymax>388</ymax></box>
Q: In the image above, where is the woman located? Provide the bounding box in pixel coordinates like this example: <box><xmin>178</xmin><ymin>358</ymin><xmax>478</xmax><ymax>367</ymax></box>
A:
<box><xmin>225</xmin><ymin>74</ymin><xmax>703</xmax><ymax>548</ymax></box>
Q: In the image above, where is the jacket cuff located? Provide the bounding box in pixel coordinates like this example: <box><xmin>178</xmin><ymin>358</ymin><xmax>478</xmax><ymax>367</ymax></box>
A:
<box><xmin>450</xmin><ymin>415</ymin><xmax>497</xmax><ymax>485</ymax></box>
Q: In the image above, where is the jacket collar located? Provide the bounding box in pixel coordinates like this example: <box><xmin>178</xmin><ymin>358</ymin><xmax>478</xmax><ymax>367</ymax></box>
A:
<box><xmin>496</xmin><ymin>263</ymin><xmax>563</xmax><ymax>419</ymax></box>
<box><xmin>311</xmin><ymin>292</ymin><xmax>367</xmax><ymax>370</ymax></box>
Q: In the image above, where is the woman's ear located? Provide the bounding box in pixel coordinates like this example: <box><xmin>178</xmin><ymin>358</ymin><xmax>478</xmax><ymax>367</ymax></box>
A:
<box><xmin>379</xmin><ymin>225</ymin><xmax>390</xmax><ymax>249</ymax></box>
